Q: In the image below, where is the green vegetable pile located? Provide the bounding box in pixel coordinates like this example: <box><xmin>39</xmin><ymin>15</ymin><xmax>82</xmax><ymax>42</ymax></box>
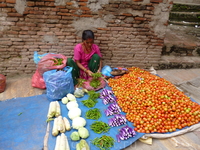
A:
<box><xmin>85</xmin><ymin>108</ymin><xmax>101</xmax><ymax>120</ymax></box>
<box><xmin>92</xmin><ymin>135</ymin><xmax>115</xmax><ymax>150</ymax></box>
<box><xmin>90</xmin><ymin>121</ymin><xmax>110</xmax><ymax>134</ymax></box>
<box><xmin>81</xmin><ymin>90</ymin><xmax>100</xmax><ymax>108</ymax></box>
<box><xmin>90</xmin><ymin>72</ymin><xmax>102</xmax><ymax>88</ymax></box>
<box><xmin>51</xmin><ymin>58</ymin><xmax>63</xmax><ymax>66</ymax></box>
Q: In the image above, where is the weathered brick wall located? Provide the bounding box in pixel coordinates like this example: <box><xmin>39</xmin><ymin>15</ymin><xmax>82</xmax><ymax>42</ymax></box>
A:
<box><xmin>0</xmin><ymin>0</ymin><xmax>172</xmax><ymax>76</ymax></box>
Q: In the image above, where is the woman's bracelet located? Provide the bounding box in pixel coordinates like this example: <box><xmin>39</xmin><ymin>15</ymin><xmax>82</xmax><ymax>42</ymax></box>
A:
<box><xmin>83</xmin><ymin>68</ymin><xmax>87</xmax><ymax>72</ymax></box>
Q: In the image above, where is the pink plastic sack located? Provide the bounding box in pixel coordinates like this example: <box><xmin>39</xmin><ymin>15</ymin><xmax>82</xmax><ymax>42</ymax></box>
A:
<box><xmin>37</xmin><ymin>54</ymin><xmax>67</xmax><ymax>76</ymax></box>
<box><xmin>0</xmin><ymin>74</ymin><xmax>6</xmax><ymax>93</ymax></box>
<box><xmin>31</xmin><ymin>69</ymin><xmax>46</xmax><ymax>89</ymax></box>
<box><xmin>82</xmin><ymin>77</ymin><xmax>106</xmax><ymax>91</ymax></box>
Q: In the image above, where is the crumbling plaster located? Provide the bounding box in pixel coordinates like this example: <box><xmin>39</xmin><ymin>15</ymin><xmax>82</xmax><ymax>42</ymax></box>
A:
<box><xmin>150</xmin><ymin>2</ymin><xmax>173</xmax><ymax>38</ymax></box>
<box><xmin>14</xmin><ymin>0</ymin><xmax>26</xmax><ymax>15</ymax></box>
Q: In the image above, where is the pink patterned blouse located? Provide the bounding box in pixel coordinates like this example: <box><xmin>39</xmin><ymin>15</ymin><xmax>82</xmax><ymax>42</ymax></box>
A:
<box><xmin>73</xmin><ymin>43</ymin><xmax>102</xmax><ymax>79</ymax></box>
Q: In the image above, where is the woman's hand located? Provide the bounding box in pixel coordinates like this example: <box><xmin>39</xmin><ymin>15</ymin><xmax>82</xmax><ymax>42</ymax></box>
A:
<box><xmin>86</xmin><ymin>70</ymin><xmax>93</xmax><ymax>76</ymax></box>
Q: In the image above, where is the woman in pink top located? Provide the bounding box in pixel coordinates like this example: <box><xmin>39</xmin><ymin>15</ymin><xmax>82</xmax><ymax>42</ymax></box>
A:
<box><xmin>67</xmin><ymin>30</ymin><xmax>102</xmax><ymax>85</ymax></box>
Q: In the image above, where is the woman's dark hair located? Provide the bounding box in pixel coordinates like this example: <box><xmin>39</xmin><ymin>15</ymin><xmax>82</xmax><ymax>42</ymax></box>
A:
<box><xmin>82</xmin><ymin>30</ymin><xmax>94</xmax><ymax>41</ymax></box>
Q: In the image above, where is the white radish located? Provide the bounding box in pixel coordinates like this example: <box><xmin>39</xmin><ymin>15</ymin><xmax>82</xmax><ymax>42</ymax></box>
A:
<box><xmin>65</xmin><ymin>135</ymin><xmax>70</xmax><ymax>150</ymax></box>
<box><xmin>54</xmin><ymin>135</ymin><xmax>60</xmax><ymax>150</ymax></box>
<box><xmin>57</xmin><ymin>116</ymin><xmax>65</xmax><ymax>133</ymax></box>
<box><xmin>55</xmin><ymin>101</ymin><xmax>61</xmax><ymax>117</ymax></box>
<box><xmin>60</xmin><ymin>133</ymin><xmax>66</xmax><ymax>150</ymax></box>
<box><xmin>47</xmin><ymin>101</ymin><xmax>56</xmax><ymax>119</ymax></box>
<box><xmin>60</xmin><ymin>117</ymin><xmax>66</xmax><ymax>133</ymax></box>
<box><xmin>63</xmin><ymin>117</ymin><xmax>71</xmax><ymax>131</ymax></box>
<box><xmin>52</xmin><ymin>118</ymin><xmax>59</xmax><ymax>136</ymax></box>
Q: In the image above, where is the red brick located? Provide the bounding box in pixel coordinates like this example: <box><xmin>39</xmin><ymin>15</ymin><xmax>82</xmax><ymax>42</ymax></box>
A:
<box><xmin>60</xmin><ymin>9</ymin><xmax>69</xmax><ymax>13</ymax></box>
<box><xmin>2</xmin><ymin>8</ymin><xmax>11</xmax><ymax>12</ymax></box>
<box><xmin>27</xmin><ymin>1</ymin><xmax>35</xmax><ymax>7</ymax></box>
<box><xmin>110</xmin><ymin>27</ymin><xmax>124</xmax><ymax>31</ymax></box>
<box><xmin>79</xmin><ymin>0</ymin><xmax>88</xmax><ymax>2</ymax></box>
<box><xmin>80</xmin><ymin>6</ymin><xmax>90</xmax><ymax>11</ymax></box>
<box><xmin>35</xmin><ymin>2</ymin><xmax>44</xmax><ymax>6</ymax></box>
<box><xmin>133</xmin><ymin>0</ymin><xmax>143</xmax><ymax>1</ymax></box>
<box><xmin>147</xmin><ymin>6</ymin><xmax>154</xmax><ymax>10</ymax></box>
<box><xmin>7</xmin><ymin>13</ymin><xmax>23</xmax><ymax>17</ymax></box>
<box><xmin>134</xmin><ymin>17</ymin><xmax>147</xmax><ymax>21</ymax></box>
<box><xmin>6</xmin><ymin>0</ymin><xmax>15</xmax><ymax>3</ymax></box>
<box><xmin>56</xmin><ymin>5</ymin><xmax>66</xmax><ymax>9</ymax></box>
<box><xmin>6</xmin><ymin>17</ymin><xmax>19</xmax><ymax>21</ymax></box>
<box><xmin>26</xmin><ymin>23</ymin><xmax>36</xmax><ymax>27</ymax></box>
<box><xmin>150</xmin><ymin>0</ymin><xmax>163</xmax><ymax>3</ymax></box>
<box><xmin>48</xmin><ymin>15</ymin><xmax>61</xmax><ymax>19</ymax></box>
<box><xmin>66</xmin><ymin>2</ymin><xmax>73</xmax><ymax>5</ymax></box>
<box><xmin>57</xmin><ymin>12</ymin><xmax>71</xmax><ymax>16</ymax></box>
<box><xmin>6</xmin><ymin>31</ymin><xmax>18</xmax><ymax>35</ymax></box>
<box><xmin>51</xmin><ymin>8</ymin><xmax>59</xmax><ymax>12</ymax></box>
<box><xmin>122</xmin><ymin>13</ymin><xmax>132</xmax><ymax>16</ymax></box>
<box><xmin>80</xmin><ymin>15</ymin><xmax>93</xmax><ymax>17</ymax></box>
<box><xmin>45</xmin><ymin>2</ymin><xmax>55</xmax><ymax>7</ymax></box>
<box><xmin>0</xmin><ymin>21</ymin><xmax>15</xmax><ymax>26</ymax></box>
<box><xmin>97</xmin><ymin>28</ymin><xmax>109</xmax><ymax>31</ymax></box>
<box><xmin>0</xmin><ymin>3</ymin><xmax>7</xmax><ymax>7</ymax></box>
<box><xmin>78</xmin><ymin>2</ymin><xmax>87</xmax><ymax>6</ymax></box>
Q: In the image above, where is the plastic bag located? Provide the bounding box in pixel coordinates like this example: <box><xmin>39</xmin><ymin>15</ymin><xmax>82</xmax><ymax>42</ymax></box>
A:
<box><xmin>33</xmin><ymin>51</ymin><xmax>54</xmax><ymax>64</ymax></box>
<box><xmin>82</xmin><ymin>77</ymin><xmax>106</xmax><ymax>91</ymax></box>
<box><xmin>74</xmin><ymin>88</ymin><xmax>85</xmax><ymax>98</ymax></box>
<box><xmin>101</xmin><ymin>65</ymin><xmax>113</xmax><ymax>77</ymax></box>
<box><xmin>43</xmin><ymin>66</ymin><xmax>74</xmax><ymax>101</ymax></box>
<box><xmin>37</xmin><ymin>53</ymin><xmax>67</xmax><ymax>76</ymax></box>
<box><xmin>0</xmin><ymin>74</ymin><xmax>6</xmax><ymax>93</ymax></box>
<box><xmin>31</xmin><ymin>69</ymin><xmax>46</xmax><ymax>89</ymax></box>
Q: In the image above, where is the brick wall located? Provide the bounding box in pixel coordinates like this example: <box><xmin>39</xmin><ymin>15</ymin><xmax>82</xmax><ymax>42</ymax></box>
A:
<box><xmin>0</xmin><ymin>0</ymin><xmax>171</xmax><ymax>76</ymax></box>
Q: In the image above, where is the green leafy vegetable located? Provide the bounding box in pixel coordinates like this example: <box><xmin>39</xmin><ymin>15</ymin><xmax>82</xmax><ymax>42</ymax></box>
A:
<box><xmin>92</xmin><ymin>135</ymin><xmax>115</xmax><ymax>150</ymax></box>
<box><xmin>88</xmin><ymin>90</ymin><xmax>100</xmax><ymax>100</ymax></box>
<box><xmin>81</xmin><ymin>99</ymin><xmax>97</xmax><ymax>108</ymax></box>
<box><xmin>85</xmin><ymin>108</ymin><xmax>101</xmax><ymax>120</ymax></box>
<box><xmin>90</xmin><ymin>73</ymin><xmax>102</xmax><ymax>88</ymax></box>
<box><xmin>90</xmin><ymin>121</ymin><xmax>110</xmax><ymax>134</ymax></box>
<box><xmin>77</xmin><ymin>78</ymin><xmax>86</xmax><ymax>87</ymax></box>
<box><xmin>81</xmin><ymin>90</ymin><xmax>100</xmax><ymax>108</ymax></box>
<box><xmin>51</xmin><ymin>58</ymin><xmax>63</xmax><ymax>66</ymax></box>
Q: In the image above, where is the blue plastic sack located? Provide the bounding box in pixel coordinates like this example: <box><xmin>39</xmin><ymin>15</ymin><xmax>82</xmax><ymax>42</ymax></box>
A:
<box><xmin>43</xmin><ymin>66</ymin><xmax>74</xmax><ymax>101</ymax></box>
<box><xmin>101</xmin><ymin>65</ymin><xmax>113</xmax><ymax>77</ymax></box>
<box><xmin>33</xmin><ymin>51</ymin><xmax>54</xmax><ymax>64</ymax></box>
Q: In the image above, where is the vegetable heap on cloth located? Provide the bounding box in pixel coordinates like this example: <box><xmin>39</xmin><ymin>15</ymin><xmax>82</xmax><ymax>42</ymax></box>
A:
<box><xmin>46</xmin><ymin>88</ymin><xmax>145</xmax><ymax>150</ymax></box>
<box><xmin>108</xmin><ymin>67</ymin><xmax>200</xmax><ymax>133</ymax></box>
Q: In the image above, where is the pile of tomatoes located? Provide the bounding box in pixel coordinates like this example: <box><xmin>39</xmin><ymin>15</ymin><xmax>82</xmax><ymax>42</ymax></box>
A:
<box><xmin>108</xmin><ymin>67</ymin><xmax>200</xmax><ymax>133</ymax></box>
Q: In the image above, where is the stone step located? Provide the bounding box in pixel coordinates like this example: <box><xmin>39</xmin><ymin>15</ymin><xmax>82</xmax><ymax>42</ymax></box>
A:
<box><xmin>172</xmin><ymin>1</ymin><xmax>200</xmax><ymax>6</ymax></box>
<box><xmin>169</xmin><ymin>12</ymin><xmax>200</xmax><ymax>22</ymax></box>
<box><xmin>168</xmin><ymin>20</ymin><xmax>200</xmax><ymax>27</ymax></box>
<box><xmin>171</xmin><ymin>3</ymin><xmax>200</xmax><ymax>12</ymax></box>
